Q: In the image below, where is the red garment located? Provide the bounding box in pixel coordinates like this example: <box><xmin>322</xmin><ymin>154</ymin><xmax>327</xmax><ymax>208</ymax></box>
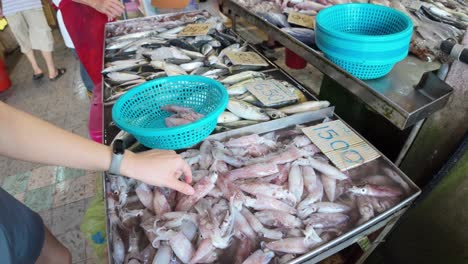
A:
<box><xmin>59</xmin><ymin>0</ymin><xmax>107</xmax><ymax>86</ymax></box>
<box><xmin>59</xmin><ymin>0</ymin><xmax>108</xmax><ymax>143</ymax></box>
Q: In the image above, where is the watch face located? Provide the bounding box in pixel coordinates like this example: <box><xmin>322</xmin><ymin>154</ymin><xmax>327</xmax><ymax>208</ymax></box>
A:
<box><xmin>113</xmin><ymin>139</ymin><xmax>125</xmax><ymax>154</ymax></box>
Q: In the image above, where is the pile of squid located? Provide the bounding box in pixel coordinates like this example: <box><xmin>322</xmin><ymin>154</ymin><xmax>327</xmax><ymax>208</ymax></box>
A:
<box><xmin>108</xmin><ymin>125</ymin><xmax>412</xmax><ymax>264</ymax></box>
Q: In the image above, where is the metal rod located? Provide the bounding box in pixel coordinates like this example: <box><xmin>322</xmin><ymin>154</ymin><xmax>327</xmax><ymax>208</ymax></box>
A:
<box><xmin>395</xmin><ymin>119</ymin><xmax>425</xmax><ymax>166</ymax></box>
<box><xmin>120</xmin><ymin>0</ymin><xmax>128</xmax><ymax>20</ymax></box>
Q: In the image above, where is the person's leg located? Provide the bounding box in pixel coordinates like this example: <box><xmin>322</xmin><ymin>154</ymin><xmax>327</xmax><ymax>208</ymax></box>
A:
<box><xmin>5</xmin><ymin>12</ymin><xmax>43</xmax><ymax>76</ymax></box>
<box><xmin>36</xmin><ymin>226</ymin><xmax>72</xmax><ymax>264</ymax></box>
<box><xmin>0</xmin><ymin>187</ymin><xmax>71</xmax><ymax>264</ymax></box>
<box><xmin>23</xmin><ymin>8</ymin><xmax>66</xmax><ymax>79</ymax></box>
<box><xmin>24</xmin><ymin>50</ymin><xmax>43</xmax><ymax>75</ymax></box>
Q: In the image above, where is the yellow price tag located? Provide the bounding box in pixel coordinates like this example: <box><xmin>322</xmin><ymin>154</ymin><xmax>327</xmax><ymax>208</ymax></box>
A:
<box><xmin>226</xmin><ymin>51</ymin><xmax>269</xmax><ymax>66</ymax></box>
<box><xmin>287</xmin><ymin>12</ymin><xmax>315</xmax><ymax>29</ymax></box>
<box><xmin>0</xmin><ymin>18</ymin><xmax>8</xmax><ymax>31</ymax></box>
<box><xmin>302</xmin><ymin>120</ymin><xmax>381</xmax><ymax>171</ymax></box>
<box><xmin>178</xmin><ymin>23</ymin><xmax>213</xmax><ymax>37</ymax></box>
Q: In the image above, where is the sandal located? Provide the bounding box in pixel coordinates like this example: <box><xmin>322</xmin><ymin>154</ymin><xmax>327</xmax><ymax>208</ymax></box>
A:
<box><xmin>32</xmin><ymin>73</ymin><xmax>44</xmax><ymax>80</ymax></box>
<box><xmin>49</xmin><ymin>68</ymin><xmax>66</xmax><ymax>81</ymax></box>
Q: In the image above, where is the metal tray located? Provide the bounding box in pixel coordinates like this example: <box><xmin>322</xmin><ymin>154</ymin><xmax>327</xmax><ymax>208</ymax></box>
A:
<box><xmin>205</xmin><ymin>110</ymin><xmax>421</xmax><ymax>264</ymax></box>
<box><xmin>103</xmin><ymin>107</ymin><xmax>421</xmax><ymax>264</ymax></box>
<box><xmin>222</xmin><ymin>0</ymin><xmax>454</xmax><ymax>130</ymax></box>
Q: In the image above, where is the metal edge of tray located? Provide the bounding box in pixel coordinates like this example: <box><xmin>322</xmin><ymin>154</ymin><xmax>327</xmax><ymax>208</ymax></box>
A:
<box><xmin>104</xmin><ymin>9</ymin><xmax>209</xmax><ymax>29</ymax></box>
<box><xmin>222</xmin><ymin>0</ymin><xmax>453</xmax><ymax>130</ymax></box>
<box><xmin>207</xmin><ymin>109</ymin><xmax>421</xmax><ymax>264</ymax></box>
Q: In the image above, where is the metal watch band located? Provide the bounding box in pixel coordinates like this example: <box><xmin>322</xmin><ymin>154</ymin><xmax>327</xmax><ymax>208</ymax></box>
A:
<box><xmin>109</xmin><ymin>151</ymin><xmax>124</xmax><ymax>175</ymax></box>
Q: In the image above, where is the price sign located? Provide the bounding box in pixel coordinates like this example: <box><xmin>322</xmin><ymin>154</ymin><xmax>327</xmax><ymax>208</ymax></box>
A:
<box><xmin>246</xmin><ymin>79</ymin><xmax>297</xmax><ymax>107</ymax></box>
<box><xmin>288</xmin><ymin>12</ymin><xmax>315</xmax><ymax>29</ymax></box>
<box><xmin>226</xmin><ymin>51</ymin><xmax>269</xmax><ymax>66</ymax></box>
<box><xmin>302</xmin><ymin>120</ymin><xmax>380</xmax><ymax>171</ymax></box>
<box><xmin>178</xmin><ymin>23</ymin><xmax>213</xmax><ymax>37</ymax></box>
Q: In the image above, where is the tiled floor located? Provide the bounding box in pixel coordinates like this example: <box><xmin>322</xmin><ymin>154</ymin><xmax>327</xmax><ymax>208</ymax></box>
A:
<box><xmin>0</xmin><ymin>30</ymin><xmax>99</xmax><ymax>264</ymax></box>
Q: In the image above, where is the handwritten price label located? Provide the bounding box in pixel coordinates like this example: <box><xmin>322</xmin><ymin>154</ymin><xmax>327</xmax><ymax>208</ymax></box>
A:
<box><xmin>226</xmin><ymin>51</ymin><xmax>269</xmax><ymax>66</ymax></box>
<box><xmin>246</xmin><ymin>80</ymin><xmax>297</xmax><ymax>107</ymax></box>
<box><xmin>288</xmin><ymin>12</ymin><xmax>315</xmax><ymax>29</ymax></box>
<box><xmin>302</xmin><ymin>120</ymin><xmax>380</xmax><ymax>170</ymax></box>
<box><xmin>178</xmin><ymin>23</ymin><xmax>213</xmax><ymax>37</ymax></box>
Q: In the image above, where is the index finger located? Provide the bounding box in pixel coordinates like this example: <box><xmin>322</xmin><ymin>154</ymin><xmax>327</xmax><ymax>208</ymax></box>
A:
<box><xmin>181</xmin><ymin>160</ymin><xmax>192</xmax><ymax>184</ymax></box>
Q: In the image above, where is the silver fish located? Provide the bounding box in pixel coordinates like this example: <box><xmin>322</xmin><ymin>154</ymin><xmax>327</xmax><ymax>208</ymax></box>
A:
<box><xmin>107</xmin><ymin>72</ymin><xmax>142</xmax><ymax>82</ymax></box>
<box><xmin>164</xmin><ymin>63</ymin><xmax>187</xmax><ymax>76</ymax></box>
<box><xmin>102</xmin><ymin>59</ymin><xmax>148</xmax><ymax>73</ymax></box>
<box><xmin>180</xmin><ymin>49</ymin><xmax>205</xmax><ymax>59</ymax></box>
<box><xmin>265</xmin><ymin>108</ymin><xmax>287</xmax><ymax>119</ymax></box>
<box><xmin>221</xmin><ymin>71</ymin><xmax>266</xmax><ymax>84</ymax></box>
<box><xmin>226</xmin><ymin>78</ymin><xmax>262</xmax><ymax>96</ymax></box>
<box><xmin>279</xmin><ymin>101</ymin><xmax>330</xmax><ymax>114</ymax></box>
<box><xmin>217</xmin><ymin>111</ymin><xmax>241</xmax><ymax>123</ymax></box>
<box><xmin>227</xmin><ymin>99</ymin><xmax>270</xmax><ymax>121</ymax></box>
<box><xmin>180</xmin><ymin>61</ymin><xmax>204</xmax><ymax>72</ymax></box>
<box><xmin>149</xmin><ymin>47</ymin><xmax>191</xmax><ymax>61</ymax></box>
<box><xmin>201</xmin><ymin>44</ymin><xmax>214</xmax><ymax>56</ymax></box>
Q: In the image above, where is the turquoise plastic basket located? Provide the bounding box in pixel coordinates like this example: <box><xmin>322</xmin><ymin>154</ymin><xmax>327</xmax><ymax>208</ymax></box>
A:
<box><xmin>316</xmin><ymin>4</ymin><xmax>413</xmax><ymax>80</ymax></box>
<box><xmin>112</xmin><ymin>76</ymin><xmax>228</xmax><ymax>149</ymax></box>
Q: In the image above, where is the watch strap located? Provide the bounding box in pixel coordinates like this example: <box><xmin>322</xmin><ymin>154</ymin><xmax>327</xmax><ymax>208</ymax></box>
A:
<box><xmin>109</xmin><ymin>151</ymin><xmax>124</xmax><ymax>175</ymax></box>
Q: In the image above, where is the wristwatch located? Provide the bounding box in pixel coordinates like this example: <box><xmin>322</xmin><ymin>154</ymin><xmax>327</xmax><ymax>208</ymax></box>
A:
<box><xmin>109</xmin><ymin>139</ymin><xmax>125</xmax><ymax>175</ymax></box>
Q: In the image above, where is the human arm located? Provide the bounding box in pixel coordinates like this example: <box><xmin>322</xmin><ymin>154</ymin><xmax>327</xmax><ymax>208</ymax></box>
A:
<box><xmin>72</xmin><ymin>0</ymin><xmax>125</xmax><ymax>19</ymax></box>
<box><xmin>0</xmin><ymin>101</ymin><xmax>194</xmax><ymax>195</ymax></box>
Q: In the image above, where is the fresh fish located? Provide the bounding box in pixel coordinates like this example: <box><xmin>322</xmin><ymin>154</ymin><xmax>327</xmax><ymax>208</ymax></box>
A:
<box><xmin>226</xmin><ymin>78</ymin><xmax>262</xmax><ymax>96</ymax></box>
<box><xmin>221</xmin><ymin>71</ymin><xmax>266</xmax><ymax>84</ymax></box>
<box><xmin>227</xmin><ymin>99</ymin><xmax>270</xmax><ymax>121</ymax></box>
<box><xmin>201</xmin><ymin>44</ymin><xmax>214</xmax><ymax>56</ymax></box>
<box><xmin>107</xmin><ymin>72</ymin><xmax>142</xmax><ymax>82</ymax></box>
<box><xmin>257</xmin><ymin>12</ymin><xmax>291</xmax><ymax>28</ymax></box>
<box><xmin>180</xmin><ymin>61</ymin><xmax>204</xmax><ymax>72</ymax></box>
<box><xmin>164</xmin><ymin>63</ymin><xmax>187</xmax><ymax>76</ymax></box>
<box><xmin>167</xmin><ymin>39</ymin><xmax>198</xmax><ymax>51</ymax></box>
<box><xmin>279</xmin><ymin>101</ymin><xmax>330</xmax><ymax>114</ymax></box>
<box><xmin>149</xmin><ymin>47</ymin><xmax>191</xmax><ymax>61</ymax></box>
<box><xmin>102</xmin><ymin>59</ymin><xmax>148</xmax><ymax>73</ymax></box>
<box><xmin>281</xmin><ymin>27</ymin><xmax>316</xmax><ymax>47</ymax></box>
<box><xmin>180</xmin><ymin>49</ymin><xmax>205</xmax><ymax>59</ymax></box>
<box><xmin>107</xmin><ymin>39</ymin><xmax>136</xmax><ymax>50</ymax></box>
<box><xmin>264</xmin><ymin>108</ymin><xmax>287</xmax><ymax>120</ymax></box>
<box><xmin>218</xmin><ymin>111</ymin><xmax>241</xmax><ymax>123</ymax></box>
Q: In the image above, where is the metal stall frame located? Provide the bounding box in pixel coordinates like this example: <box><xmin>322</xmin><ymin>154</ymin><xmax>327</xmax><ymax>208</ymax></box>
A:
<box><xmin>100</xmin><ymin>9</ymin><xmax>422</xmax><ymax>264</ymax></box>
<box><xmin>221</xmin><ymin>0</ymin><xmax>453</xmax><ymax>131</ymax></box>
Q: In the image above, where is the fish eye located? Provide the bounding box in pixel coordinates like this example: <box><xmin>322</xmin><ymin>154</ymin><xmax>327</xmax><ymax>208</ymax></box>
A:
<box><xmin>360</xmin><ymin>188</ymin><xmax>366</xmax><ymax>194</ymax></box>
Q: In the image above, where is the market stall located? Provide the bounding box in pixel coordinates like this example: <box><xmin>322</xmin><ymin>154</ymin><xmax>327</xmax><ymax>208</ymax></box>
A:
<box><xmin>98</xmin><ymin>1</ymin><xmax>465</xmax><ymax>263</ymax></box>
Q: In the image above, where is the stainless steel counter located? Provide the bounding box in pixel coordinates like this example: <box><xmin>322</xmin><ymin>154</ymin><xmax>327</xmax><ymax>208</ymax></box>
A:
<box><xmin>222</xmin><ymin>0</ymin><xmax>454</xmax><ymax>130</ymax></box>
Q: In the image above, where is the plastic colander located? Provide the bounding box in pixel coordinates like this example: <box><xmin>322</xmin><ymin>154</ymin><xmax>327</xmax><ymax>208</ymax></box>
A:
<box><xmin>316</xmin><ymin>3</ymin><xmax>413</xmax><ymax>79</ymax></box>
<box><xmin>112</xmin><ymin>76</ymin><xmax>228</xmax><ymax>149</ymax></box>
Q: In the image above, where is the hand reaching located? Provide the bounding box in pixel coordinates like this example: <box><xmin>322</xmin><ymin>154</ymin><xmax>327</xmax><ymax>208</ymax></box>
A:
<box><xmin>120</xmin><ymin>149</ymin><xmax>195</xmax><ymax>195</ymax></box>
<box><xmin>91</xmin><ymin>0</ymin><xmax>125</xmax><ymax>19</ymax></box>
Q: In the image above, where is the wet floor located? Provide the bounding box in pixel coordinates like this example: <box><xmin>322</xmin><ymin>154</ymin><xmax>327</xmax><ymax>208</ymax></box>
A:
<box><xmin>0</xmin><ymin>31</ymin><xmax>97</xmax><ymax>264</ymax></box>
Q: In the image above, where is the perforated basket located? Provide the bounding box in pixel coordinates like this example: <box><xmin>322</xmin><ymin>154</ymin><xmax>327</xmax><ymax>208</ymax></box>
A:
<box><xmin>316</xmin><ymin>3</ymin><xmax>413</xmax><ymax>79</ymax></box>
<box><xmin>112</xmin><ymin>76</ymin><xmax>228</xmax><ymax>149</ymax></box>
